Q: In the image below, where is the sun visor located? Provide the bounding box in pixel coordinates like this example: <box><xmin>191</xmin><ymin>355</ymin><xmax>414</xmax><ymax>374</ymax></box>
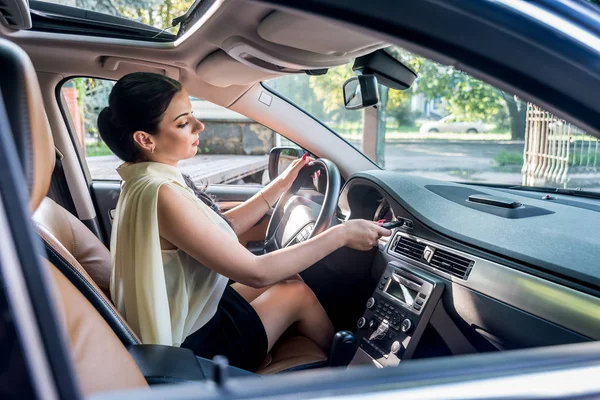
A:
<box><xmin>257</xmin><ymin>11</ymin><xmax>384</xmax><ymax>56</ymax></box>
<box><xmin>195</xmin><ymin>51</ymin><xmax>276</xmax><ymax>87</ymax></box>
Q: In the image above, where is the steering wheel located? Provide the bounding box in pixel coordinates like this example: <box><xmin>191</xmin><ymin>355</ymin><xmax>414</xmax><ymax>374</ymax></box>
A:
<box><xmin>264</xmin><ymin>159</ymin><xmax>341</xmax><ymax>253</ymax></box>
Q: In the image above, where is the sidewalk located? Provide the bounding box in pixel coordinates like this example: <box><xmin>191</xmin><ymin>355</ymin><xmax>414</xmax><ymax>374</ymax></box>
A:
<box><xmin>87</xmin><ymin>154</ymin><xmax>268</xmax><ymax>184</ymax></box>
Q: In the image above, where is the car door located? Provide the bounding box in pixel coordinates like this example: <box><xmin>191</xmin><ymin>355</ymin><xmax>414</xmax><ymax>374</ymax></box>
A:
<box><xmin>440</xmin><ymin>116</ymin><xmax>454</xmax><ymax>132</ymax></box>
<box><xmin>59</xmin><ymin>77</ymin><xmax>278</xmax><ymax>248</ymax></box>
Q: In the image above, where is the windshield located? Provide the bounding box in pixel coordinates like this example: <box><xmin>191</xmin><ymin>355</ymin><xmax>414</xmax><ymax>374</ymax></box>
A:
<box><xmin>38</xmin><ymin>0</ymin><xmax>194</xmax><ymax>33</ymax></box>
<box><xmin>264</xmin><ymin>47</ymin><xmax>600</xmax><ymax>194</ymax></box>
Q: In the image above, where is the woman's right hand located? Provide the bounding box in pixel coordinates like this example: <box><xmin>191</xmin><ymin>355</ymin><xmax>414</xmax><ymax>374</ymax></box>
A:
<box><xmin>341</xmin><ymin>220</ymin><xmax>392</xmax><ymax>251</ymax></box>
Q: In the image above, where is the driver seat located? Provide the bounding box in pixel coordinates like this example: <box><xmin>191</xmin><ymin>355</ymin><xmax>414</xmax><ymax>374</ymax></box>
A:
<box><xmin>22</xmin><ymin>84</ymin><xmax>327</xmax><ymax>374</ymax></box>
<box><xmin>33</xmin><ymin>197</ymin><xmax>329</xmax><ymax>373</ymax></box>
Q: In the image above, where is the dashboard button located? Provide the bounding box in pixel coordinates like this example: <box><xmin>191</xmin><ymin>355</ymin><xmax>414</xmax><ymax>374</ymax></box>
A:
<box><xmin>416</xmin><ymin>298</ymin><xmax>424</xmax><ymax>306</ymax></box>
<box><xmin>401</xmin><ymin>319</ymin><xmax>412</xmax><ymax>333</ymax></box>
<box><xmin>390</xmin><ymin>341</ymin><xmax>401</xmax><ymax>354</ymax></box>
<box><xmin>357</xmin><ymin>317</ymin><xmax>367</xmax><ymax>329</ymax></box>
<box><xmin>366</xmin><ymin>297</ymin><xmax>376</xmax><ymax>309</ymax></box>
<box><xmin>414</xmin><ymin>304</ymin><xmax>422</xmax><ymax>311</ymax></box>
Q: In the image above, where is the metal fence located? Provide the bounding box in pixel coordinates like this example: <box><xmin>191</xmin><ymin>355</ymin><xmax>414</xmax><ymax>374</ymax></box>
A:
<box><xmin>522</xmin><ymin>104</ymin><xmax>599</xmax><ymax>188</ymax></box>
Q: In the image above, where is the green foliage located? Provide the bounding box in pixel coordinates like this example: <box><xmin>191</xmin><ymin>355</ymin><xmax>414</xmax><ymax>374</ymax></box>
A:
<box><xmin>73</xmin><ymin>77</ymin><xmax>114</xmax><ymax>142</ymax></box>
<box><xmin>387</xmin><ymin>99</ymin><xmax>420</xmax><ymax>126</ymax></box>
<box><xmin>571</xmin><ymin>152</ymin><xmax>599</xmax><ymax>167</ymax></box>
<box><xmin>76</xmin><ymin>0</ymin><xmax>193</xmax><ymax>33</ymax></box>
<box><xmin>387</xmin><ymin>47</ymin><xmax>522</xmax><ymax>138</ymax></box>
<box><xmin>494</xmin><ymin>151</ymin><xmax>524</xmax><ymax>166</ymax></box>
<box><xmin>86</xmin><ymin>142</ymin><xmax>113</xmax><ymax>157</ymax></box>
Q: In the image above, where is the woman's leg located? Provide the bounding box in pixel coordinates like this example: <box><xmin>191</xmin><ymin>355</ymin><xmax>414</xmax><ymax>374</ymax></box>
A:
<box><xmin>249</xmin><ymin>280</ymin><xmax>334</xmax><ymax>352</ymax></box>
<box><xmin>231</xmin><ymin>274</ymin><xmax>304</xmax><ymax>303</ymax></box>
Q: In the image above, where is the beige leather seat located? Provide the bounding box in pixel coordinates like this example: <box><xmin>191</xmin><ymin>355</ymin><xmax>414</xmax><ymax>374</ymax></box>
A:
<box><xmin>33</xmin><ymin>197</ymin><xmax>328</xmax><ymax>373</ymax></box>
<box><xmin>1</xmin><ymin>38</ymin><xmax>148</xmax><ymax>395</ymax></box>
<box><xmin>23</xmin><ymin>76</ymin><xmax>326</xmax><ymax>377</ymax></box>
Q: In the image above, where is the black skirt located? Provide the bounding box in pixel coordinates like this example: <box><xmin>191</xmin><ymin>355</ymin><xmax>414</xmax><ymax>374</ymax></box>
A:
<box><xmin>181</xmin><ymin>285</ymin><xmax>268</xmax><ymax>372</ymax></box>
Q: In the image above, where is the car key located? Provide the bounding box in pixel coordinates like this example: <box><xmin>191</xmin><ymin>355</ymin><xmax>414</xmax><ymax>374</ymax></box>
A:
<box><xmin>377</xmin><ymin>219</ymin><xmax>404</xmax><ymax>229</ymax></box>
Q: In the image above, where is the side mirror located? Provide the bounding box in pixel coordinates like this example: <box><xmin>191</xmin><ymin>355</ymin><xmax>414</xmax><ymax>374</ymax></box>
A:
<box><xmin>268</xmin><ymin>146</ymin><xmax>305</xmax><ymax>181</ymax></box>
<box><xmin>343</xmin><ymin>75</ymin><xmax>379</xmax><ymax>110</ymax></box>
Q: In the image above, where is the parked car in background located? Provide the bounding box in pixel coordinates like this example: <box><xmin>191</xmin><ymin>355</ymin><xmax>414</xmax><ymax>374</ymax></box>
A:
<box><xmin>419</xmin><ymin>115</ymin><xmax>492</xmax><ymax>133</ymax></box>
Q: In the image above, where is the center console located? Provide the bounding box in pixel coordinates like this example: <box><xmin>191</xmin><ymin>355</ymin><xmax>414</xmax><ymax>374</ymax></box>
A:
<box><xmin>351</xmin><ymin>261</ymin><xmax>443</xmax><ymax>367</ymax></box>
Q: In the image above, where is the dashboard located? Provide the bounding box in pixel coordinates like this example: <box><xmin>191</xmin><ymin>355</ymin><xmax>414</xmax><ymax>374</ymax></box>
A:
<box><xmin>335</xmin><ymin>171</ymin><xmax>600</xmax><ymax>365</ymax></box>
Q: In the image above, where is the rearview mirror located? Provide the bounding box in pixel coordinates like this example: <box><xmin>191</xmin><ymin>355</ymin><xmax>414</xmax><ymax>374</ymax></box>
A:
<box><xmin>352</xmin><ymin>49</ymin><xmax>417</xmax><ymax>90</ymax></box>
<box><xmin>268</xmin><ymin>147</ymin><xmax>305</xmax><ymax>181</ymax></box>
<box><xmin>343</xmin><ymin>75</ymin><xmax>379</xmax><ymax>110</ymax></box>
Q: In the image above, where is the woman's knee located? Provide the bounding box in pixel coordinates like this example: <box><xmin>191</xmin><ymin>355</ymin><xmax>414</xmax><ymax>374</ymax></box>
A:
<box><xmin>278</xmin><ymin>280</ymin><xmax>319</xmax><ymax>309</ymax></box>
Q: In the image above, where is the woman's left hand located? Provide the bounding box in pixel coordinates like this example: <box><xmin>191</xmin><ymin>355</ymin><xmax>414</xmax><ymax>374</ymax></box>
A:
<box><xmin>278</xmin><ymin>153</ymin><xmax>313</xmax><ymax>190</ymax></box>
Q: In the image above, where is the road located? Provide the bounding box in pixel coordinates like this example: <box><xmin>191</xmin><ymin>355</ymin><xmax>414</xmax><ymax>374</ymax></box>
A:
<box><xmin>86</xmin><ymin>141</ymin><xmax>600</xmax><ymax>190</ymax></box>
<box><xmin>385</xmin><ymin>141</ymin><xmax>523</xmax><ymax>172</ymax></box>
<box><xmin>383</xmin><ymin>141</ymin><xmax>525</xmax><ymax>185</ymax></box>
<box><xmin>383</xmin><ymin>141</ymin><xmax>600</xmax><ymax>189</ymax></box>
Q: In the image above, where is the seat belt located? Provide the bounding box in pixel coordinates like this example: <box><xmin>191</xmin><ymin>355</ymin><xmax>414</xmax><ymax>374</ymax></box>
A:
<box><xmin>47</xmin><ymin>147</ymin><xmax>78</xmax><ymax>217</ymax></box>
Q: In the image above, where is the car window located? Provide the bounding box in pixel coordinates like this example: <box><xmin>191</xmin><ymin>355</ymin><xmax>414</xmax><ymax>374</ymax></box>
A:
<box><xmin>264</xmin><ymin>47</ymin><xmax>600</xmax><ymax>193</ymax></box>
<box><xmin>36</xmin><ymin>0</ymin><xmax>194</xmax><ymax>33</ymax></box>
<box><xmin>61</xmin><ymin>77</ymin><xmax>288</xmax><ymax>186</ymax></box>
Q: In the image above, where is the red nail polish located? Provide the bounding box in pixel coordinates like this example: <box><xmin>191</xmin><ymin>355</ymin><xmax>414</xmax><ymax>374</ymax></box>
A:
<box><xmin>377</xmin><ymin>219</ymin><xmax>385</xmax><ymax>226</ymax></box>
<box><xmin>316</xmin><ymin>170</ymin><xmax>321</xmax><ymax>177</ymax></box>
<box><xmin>302</xmin><ymin>153</ymin><xmax>307</xmax><ymax>161</ymax></box>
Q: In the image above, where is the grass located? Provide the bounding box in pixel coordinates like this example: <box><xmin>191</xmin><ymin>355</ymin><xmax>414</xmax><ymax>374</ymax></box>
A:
<box><xmin>494</xmin><ymin>151</ymin><xmax>524</xmax><ymax>166</ymax></box>
<box><xmin>571</xmin><ymin>152</ymin><xmax>599</xmax><ymax>167</ymax></box>
<box><xmin>329</xmin><ymin>121</ymin><xmax>513</xmax><ymax>141</ymax></box>
<box><xmin>86</xmin><ymin>142</ymin><xmax>113</xmax><ymax>157</ymax></box>
<box><xmin>339</xmin><ymin>131</ymin><xmax>513</xmax><ymax>142</ymax></box>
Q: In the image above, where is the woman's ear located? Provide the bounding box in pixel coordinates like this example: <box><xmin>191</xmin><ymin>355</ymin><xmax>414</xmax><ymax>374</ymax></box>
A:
<box><xmin>132</xmin><ymin>130</ymin><xmax>155</xmax><ymax>153</ymax></box>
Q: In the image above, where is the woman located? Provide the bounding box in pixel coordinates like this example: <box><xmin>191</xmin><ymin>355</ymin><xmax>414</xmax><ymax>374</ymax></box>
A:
<box><xmin>98</xmin><ymin>72</ymin><xmax>391</xmax><ymax>371</ymax></box>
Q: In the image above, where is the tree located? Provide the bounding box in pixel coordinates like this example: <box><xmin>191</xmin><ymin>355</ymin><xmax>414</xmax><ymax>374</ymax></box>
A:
<box><xmin>308</xmin><ymin>63</ymin><xmax>362</xmax><ymax>124</ymax></box>
<box><xmin>76</xmin><ymin>0</ymin><xmax>193</xmax><ymax>33</ymax></box>
<box><xmin>72</xmin><ymin>0</ymin><xmax>194</xmax><ymax>143</ymax></box>
<box><xmin>393</xmin><ymin>48</ymin><xmax>526</xmax><ymax>139</ymax></box>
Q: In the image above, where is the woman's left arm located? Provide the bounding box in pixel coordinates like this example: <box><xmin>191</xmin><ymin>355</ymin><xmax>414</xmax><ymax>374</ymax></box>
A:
<box><xmin>225</xmin><ymin>156</ymin><xmax>310</xmax><ymax>235</ymax></box>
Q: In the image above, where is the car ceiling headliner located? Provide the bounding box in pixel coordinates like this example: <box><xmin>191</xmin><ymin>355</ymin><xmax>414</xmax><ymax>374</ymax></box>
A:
<box><xmin>0</xmin><ymin>0</ymin><xmax>385</xmax><ymax>108</ymax></box>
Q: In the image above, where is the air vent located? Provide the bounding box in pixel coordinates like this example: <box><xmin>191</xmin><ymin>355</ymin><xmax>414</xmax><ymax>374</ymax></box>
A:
<box><xmin>429</xmin><ymin>248</ymin><xmax>474</xmax><ymax>279</ymax></box>
<box><xmin>0</xmin><ymin>0</ymin><xmax>32</xmax><ymax>30</ymax></box>
<box><xmin>394</xmin><ymin>236</ymin><xmax>426</xmax><ymax>262</ymax></box>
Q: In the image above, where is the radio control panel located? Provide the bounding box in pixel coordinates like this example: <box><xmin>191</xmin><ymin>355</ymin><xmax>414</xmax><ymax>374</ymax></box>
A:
<box><xmin>352</xmin><ymin>262</ymin><xmax>444</xmax><ymax>367</ymax></box>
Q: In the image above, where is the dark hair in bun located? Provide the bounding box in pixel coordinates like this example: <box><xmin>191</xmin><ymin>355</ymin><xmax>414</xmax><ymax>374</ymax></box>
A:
<box><xmin>97</xmin><ymin>72</ymin><xmax>233</xmax><ymax>227</ymax></box>
<box><xmin>97</xmin><ymin>72</ymin><xmax>182</xmax><ymax>162</ymax></box>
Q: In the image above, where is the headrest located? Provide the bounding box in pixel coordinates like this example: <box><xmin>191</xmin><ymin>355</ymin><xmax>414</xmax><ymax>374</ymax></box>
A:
<box><xmin>0</xmin><ymin>39</ymin><xmax>56</xmax><ymax>212</ymax></box>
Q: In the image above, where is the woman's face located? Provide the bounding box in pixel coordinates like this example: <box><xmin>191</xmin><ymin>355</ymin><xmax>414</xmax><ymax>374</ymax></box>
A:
<box><xmin>148</xmin><ymin>88</ymin><xmax>204</xmax><ymax>166</ymax></box>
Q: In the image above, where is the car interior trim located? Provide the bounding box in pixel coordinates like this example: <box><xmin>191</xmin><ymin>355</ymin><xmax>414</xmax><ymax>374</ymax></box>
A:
<box><xmin>174</xmin><ymin>0</ymin><xmax>225</xmax><ymax>47</ymax></box>
<box><xmin>497</xmin><ymin>0</ymin><xmax>600</xmax><ymax>52</ymax></box>
<box><xmin>386</xmin><ymin>231</ymin><xmax>600</xmax><ymax>340</ymax></box>
<box><xmin>0</xmin><ymin>195</ymin><xmax>60</xmax><ymax>400</ymax></box>
<box><xmin>42</xmin><ymin>72</ymin><xmax>97</xmax><ymax>220</ymax></box>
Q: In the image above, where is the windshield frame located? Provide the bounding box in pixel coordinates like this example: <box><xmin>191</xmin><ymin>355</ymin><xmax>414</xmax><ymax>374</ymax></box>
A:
<box><xmin>259</xmin><ymin>81</ymin><xmax>380</xmax><ymax>171</ymax></box>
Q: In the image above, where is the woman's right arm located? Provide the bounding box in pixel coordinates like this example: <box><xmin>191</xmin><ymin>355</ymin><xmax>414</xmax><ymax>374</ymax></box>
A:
<box><xmin>157</xmin><ymin>184</ymin><xmax>391</xmax><ymax>288</ymax></box>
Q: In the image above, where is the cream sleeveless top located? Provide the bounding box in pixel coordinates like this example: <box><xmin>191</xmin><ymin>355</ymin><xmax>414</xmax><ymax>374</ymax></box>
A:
<box><xmin>109</xmin><ymin>161</ymin><xmax>236</xmax><ymax>347</ymax></box>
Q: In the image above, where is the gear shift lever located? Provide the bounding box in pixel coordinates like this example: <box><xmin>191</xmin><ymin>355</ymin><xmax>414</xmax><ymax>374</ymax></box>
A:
<box><xmin>329</xmin><ymin>331</ymin><xmax>357</xmax><ymax>367</ymax></box>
